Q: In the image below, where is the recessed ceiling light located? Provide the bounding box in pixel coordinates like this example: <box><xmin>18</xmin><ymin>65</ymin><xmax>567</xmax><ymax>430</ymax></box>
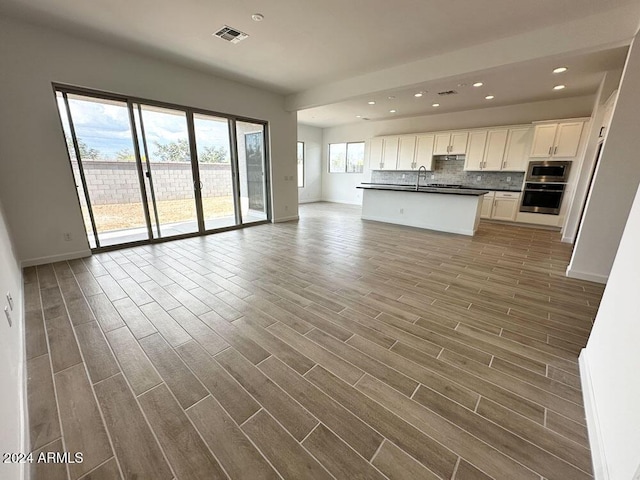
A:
<box><xmin>368</xmin><ymin>101</ymin><xmax>376</xmax><ymax>105</ymax></box>
<box><xmin>389</xmin><ymin>109</ymin><xmax>397</xmax><ymax>113</ymax></box>
<box><xmin>251</xmin><ymin>13</ymin><xmax>264</xmax><ymax>21</ymax></box>
<box><xmin>355</xmin><ymin>115</ymin><xmax>361</xmax><ymax>118</ymax></box>
<box><xmin>553</xmin><ymin>67</ymin><xmax>568</xmax><ymax>74</ymax></box>
<box><xmin>388</xmin><ymin>96</ymin><xmax>396</xmax><ymax>100</ymax></box>
<box><xmin>485</xmin><ymin>95</ymin><xmax>495</xmax><ymax>100</ymax></box>
<box><xmin>414</xmin><ymin>92</ymin><xmax>423</xmax><ymax>98</ymax></box>
<box><xmin>457</xmin><ymin>83</ymin><xmax>467</xmax><ymax>87</ymax></box>
<box><xmin>473</xmin><ymin>82</ymin><xmax>484</xmax><ymax>87</ymax></box>
<box><xmin>553</xmin><ymin>85</ymin><xmax>566</xmax><ymax>90</ymax></box>
<box><xmin>432</xmin><ymin>103</ymin><xmax>440</xmax><ymax>107</ymax></box>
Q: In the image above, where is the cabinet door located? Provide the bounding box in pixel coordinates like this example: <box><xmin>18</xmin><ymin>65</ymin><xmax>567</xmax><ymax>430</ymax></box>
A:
<box><xmin>503</xmin><ymin>127</ymin><xmax>532</xmax><ymax>171</ymax></box>
<box><xmin>481</xmin><ymin>193</ymin><xmax>494</xmax><ymax>219</ymax></box>
<box><xmin>369</xmin><ymin>137</ymin><xmax>384</xmax><ymax>169</ymax></box>
<box><xmin>381</xmin><ymin>136</ymin><xmax>399</xmax><ymax>170</ymax></box>
<box><xmin>483</xmin><ymin>129</ymin><xmax>508</xmax><ymax>171</ymax></box>
<box><xmin>433</xmin><ymin>133</ymin><xmax>451</xmax><ymax>155</ymax></box>
<box><xmin>464</xmin><ymin>131</ymin><xmax>487</xmax><ymax>171</ymax></box>
<box><xmin>414</xmin><ymin>134</ymin><xmax>435</xmax><ymax>170</ymax></box>
<box><xmin>552</xmin><ymin>122</ymin><xmax>583</xmax><ymax>157</ymax></box>
<box><xmin>397</xmin><ymin>136</ymin><xmax>417</xmax><ymax>170</ymax></box>
<box><xmin>491</xmin><ymin>199</ymin><xmax>519</xmax><ymax>221</ymax></box>
<box><xmin>530</xmin><ymin>124</ymin><xmax>557</xmax><ymax>157</ymax></box>
<box><xmin>450</xmin><ymin>132</ymin><xmax>469</xmax><ymax>155</ymax></box>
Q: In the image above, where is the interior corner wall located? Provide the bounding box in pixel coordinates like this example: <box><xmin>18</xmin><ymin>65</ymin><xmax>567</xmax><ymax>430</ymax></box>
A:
<box><xmin>0</xmin><ymin>198</ymin><xmax>26</xmax><ymax>480</ymax></box>
<box><xmin>320</xmin><ymin>95</ymin><xmax>594</xmax><ymax>205</ymax></box>
<box><xmin>297</xmin><ymin>124</ymin><xmax>323</xmax><ymax>203</ymax></box>
<box><xmin>580</xmin><ymin>182</ymin><xmax>640</xmax><ymax>479</ymax></box>
<box><xmin>0</xmin><ymin>18</ymin><xmax>297</xmax><ymax>266</ymax></box>
<box><xmin>568</xmin><ymin>34</ymin><xmax>640</xmax><ymax>283</ymax></box>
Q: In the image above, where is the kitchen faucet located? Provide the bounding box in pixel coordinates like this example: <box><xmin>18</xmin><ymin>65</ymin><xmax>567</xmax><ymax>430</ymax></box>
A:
<box><xmin>416</xmin><ymin>165</ymin><xmax>428</xmax><ymax>190</ymax></box>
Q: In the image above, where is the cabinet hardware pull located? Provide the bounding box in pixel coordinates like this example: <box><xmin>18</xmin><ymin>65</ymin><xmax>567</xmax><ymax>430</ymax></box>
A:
<box><xmin>554</xmin><ymin>146</ymin><xmax>557</xmax><ymax>155</ymax></box>
<box><xmin>503</xmin><ymin>161</ymin><xmax>506</xmax><ymax>168</ymax></box>
<box><xmin>548</xmin><ymin>146</ymin><xmax>552</xmax><ymax>155</ymax></box>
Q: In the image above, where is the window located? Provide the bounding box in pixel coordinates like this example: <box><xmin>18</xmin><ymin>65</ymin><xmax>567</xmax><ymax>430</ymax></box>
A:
<box><xmin>329</xmin><ymin>142</ymin><xmax>364</xmax><ymax>173</ymax></box>
<box><xmin>297</xmin><ymin>141</ymin><xmax>304</xmax><ymax>188</ymax></box>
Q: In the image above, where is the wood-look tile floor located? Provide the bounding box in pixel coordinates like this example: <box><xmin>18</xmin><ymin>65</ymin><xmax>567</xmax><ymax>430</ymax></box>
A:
<box><xmin>24</xmin><ymin>202</ymin><xmax>603</xmax><ymax>480</ymax></box>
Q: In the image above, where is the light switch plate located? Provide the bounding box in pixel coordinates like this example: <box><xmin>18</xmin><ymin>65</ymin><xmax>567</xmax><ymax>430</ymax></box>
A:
<box><xmin>4</xmin><ymin>307</ymin><xmax>12</xmax><ymax>327</ymax></box>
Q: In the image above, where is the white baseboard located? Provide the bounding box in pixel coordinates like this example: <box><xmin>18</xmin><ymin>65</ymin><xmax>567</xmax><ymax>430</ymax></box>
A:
<box><xmin>362</xmin><ymin>216</ymin><xmax>475</xmax><ymax>236</ymax></box>
<box><xmin>273</xmin><ymin>215</ymin><xmax>299</xmax><ymax>223</ymax></box>
<box><xmin>580</xmin><ymin>349</ymin><xmax>609</xmax><ymax>479</ymax></box>
<box><xmin>21</xmin><ymin>249</ymin><xmax>91</xmax><ymax>268</ymax></box>
<box><xmin>562</xmin><ymin>234</ymin><xmax>575</xmax><ymax>244</ymax></box>
<box><xmin>566</xmin><ymin>266</ymin><xmax>608</xmax><ymax>284</ymax></box>
<box><xmin>298</xmin><ymin>198</ymin><xmax>322</xmax><ymax>204</ymax></box>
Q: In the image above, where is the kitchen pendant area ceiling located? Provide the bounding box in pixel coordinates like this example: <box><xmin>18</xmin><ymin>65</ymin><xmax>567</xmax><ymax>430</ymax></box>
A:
<box><xmin>0</xmin><ymin>0</ymin><xmax>638</xmax><ymax>127</ymax></box>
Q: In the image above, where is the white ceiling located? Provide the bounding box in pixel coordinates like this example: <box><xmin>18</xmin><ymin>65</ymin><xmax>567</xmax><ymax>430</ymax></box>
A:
<box><xmin>1</xmin><ymin>0</ymin><xmax>639</xmax><ymax>127</ymax></box>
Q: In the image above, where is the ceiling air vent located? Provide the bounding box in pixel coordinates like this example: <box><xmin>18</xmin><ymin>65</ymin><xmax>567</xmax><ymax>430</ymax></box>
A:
<box><xmin>214</xmin><ymin>26</ymin><xmax>249</xmax><ymax>44</ymax></box>
<box><xmin>438</xmin><ymin>90</ymin><xmax>458</xmax><ymax>96</ymax></box>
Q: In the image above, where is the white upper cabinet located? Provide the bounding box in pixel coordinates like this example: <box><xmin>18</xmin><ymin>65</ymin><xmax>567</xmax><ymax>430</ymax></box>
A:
<box><xmin>434</xmin><ymin>133</ymin><xmax>451</xmax><ymax>155</ymax></box>
<box><xmin>503</xmin><ymin>127</ymin><xmax>532</xmax><ymax>171</ymax></box>
<box><xmin>433</xmin><ymin>131</ymin><xmax>468</xmax><ymax>155</ymax></box>
<box><xmin>397</xmin><ymin>136</ymin><xmax>417</xmax><ymax>170</ymax></box>
<box><xmin>381</xmin><ymin>136</ymin><xmax>399</xmax><ymax>170</ymax></box>
<box><xmin>530</xmin><ymin>121</ymin><xmax>584</xmax><ymax>158</ymax></box>
<box><xmin>464</xmin><ymin>131</ymin><xmax>487</xmax><ymax>171</ymax></box>
<box><xmin>414</xmin><ymin>134</ymin><xmax>435</xmax><ymax>170</ymax></box>
<box><xmin>553</xmin><ymin>122</ymin><xmax>583</xmax><ymax>157</ymax></box>
<box><xmin>369</xmin><ymin>137</ymin><xmax>384</xmax><ymax>169</ymax></box>
<box><xmin>483</xmin><ymin>129</ymin><xmax>509</xmax><ymax>170</ymax></box>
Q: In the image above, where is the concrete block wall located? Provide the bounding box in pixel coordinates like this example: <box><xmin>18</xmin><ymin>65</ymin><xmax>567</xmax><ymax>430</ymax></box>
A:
<box><xmin>71</xmin><ymin>161</ymin><xmax>233</xmax><ymax>205</ymax></box>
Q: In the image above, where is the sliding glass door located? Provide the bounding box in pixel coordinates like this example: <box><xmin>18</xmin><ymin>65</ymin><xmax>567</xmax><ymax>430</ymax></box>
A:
<box><xmin>55</xmin><ymin>86</ymin><xmax>270</xmax><ymax>250</ymax></box>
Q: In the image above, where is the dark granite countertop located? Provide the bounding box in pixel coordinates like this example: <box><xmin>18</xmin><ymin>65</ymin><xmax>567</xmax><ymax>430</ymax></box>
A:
<box><xmin>359</xmin><ymin>183</ymin><xmax>521</xmax><ymax>193</ymax></box>
<box><xmin>357</xmin><ymin>184</ymin><xmax>489</xmax><ymax>196</ymax></box>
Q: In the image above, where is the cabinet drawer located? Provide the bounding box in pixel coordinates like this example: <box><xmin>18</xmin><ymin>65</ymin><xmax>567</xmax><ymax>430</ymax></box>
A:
<box><xmin>495</xmin><ymin>191</ymin><xmax>520</xmax><ymax>199</ymax></box>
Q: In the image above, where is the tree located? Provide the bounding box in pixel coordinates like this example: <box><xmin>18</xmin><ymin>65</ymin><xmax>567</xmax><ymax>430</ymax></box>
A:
<box><xmin>199</xmin><ymin>145</ymin><xmax>229</xmax><ymax>163</ymax></box>
<box><xmin>116</xmin><ymin>148</ymin><xmax>136</xmax><ymax>162</ymax></box>
<box><xmin>153</xmin><ymin>139</ymin><xmax>190</xmax><ymax>162</ymax></box>
<box><xmin>65</xmin><ymin>135</ymin><xmax>100</xmax><ymax>160</ymax></box>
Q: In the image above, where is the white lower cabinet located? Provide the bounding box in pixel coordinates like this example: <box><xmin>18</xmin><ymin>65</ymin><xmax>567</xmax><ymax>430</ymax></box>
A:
<box><xmin>480</xmin><ymin>191</ymin><xmax>495</xmax><ymax>219</ymax></box>
<box><xmin>481</xmin><ymin>191</ymin><xmax>521</xmax><ymax>221</ymax></box>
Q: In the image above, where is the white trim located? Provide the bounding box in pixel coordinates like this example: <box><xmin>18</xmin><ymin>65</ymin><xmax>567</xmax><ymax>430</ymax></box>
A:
<box><xmin>19</xmin><ymin>280</ymin><xmax>27</xmax><ymax>480</ymax></box>
<box><xmin>566</xmin><ymin>266</ymin><xmax>608</xmax><ymax>284</ymax></box>
<box><xmin>580</xmin><ymin>349</ymin><xmax>610</xmax><ymax>480</ymax></box>
<box><xmin>298</xmin><ymin>198</ymin><xmax>322</xmax><ymax>204</ymax></box>
<box><xmin>561</xmin><ymin>234</ymin><xmax>575</xmax><ymax>244</ymax></box>
<box><xmin>20</xmin><ymin>249</ymin><xmax>91</xmax><ymax>268</ymax></box>
<box><xmin>273</xmin><ymin>215</ymin><xmax>300</xmax><ymax>223</ymax></box>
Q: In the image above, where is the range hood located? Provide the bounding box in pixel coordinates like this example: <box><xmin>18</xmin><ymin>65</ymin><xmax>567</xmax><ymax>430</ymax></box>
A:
<box><xmin>433</xmin><ymin>154</ymin><xmax>465</xmax><ymax>161</ymax></box>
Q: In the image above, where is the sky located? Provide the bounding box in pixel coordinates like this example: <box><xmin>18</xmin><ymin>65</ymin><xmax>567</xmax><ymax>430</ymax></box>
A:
<box><xmin>56</xmin><ymin>93</ymin><xmax>231</xmax><ymax>160</ymax></box>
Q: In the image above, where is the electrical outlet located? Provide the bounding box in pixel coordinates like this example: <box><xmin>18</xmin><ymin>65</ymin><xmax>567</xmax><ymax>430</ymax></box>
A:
<box><xmin>476</xmin><ymin>176</ymin><xmax>482</xmax><ymax>181</ymax></box>
<box><xmin>285</xmin><ymin>205</ymin><xmax>289</xmax><ymax>211</ymax></box>
<box><xmin>401</xmin><ymin>174</ymin><xmax>405</xmax><ymax>179</ymax></box>
<box><xmin>4</xmin><ymin>307</ymin><xmax>11</xmax><ymax>327</ymax></box>
<box><xmin>431</xmin><ymin>174</ymin><xmax>435</xmax><ymax>179</ymax></box>
<box><xmin>6</xmin><ymin>292</ymin><xmax>13</xmax><ymax>311</ymax></box>
<box><xmin>506</xmin><ymin>176</ymin><xmax>511</xmax><ymax>182</ymax></box>
<box><xmin>63</xmin><ymin>232</ymin><xmax>72</xmax><ymax>242</ymax></box>
<box><xmin>399</xmin><ymin>208</ymin><xmax>404</xmax><ymax>214</ymax></box>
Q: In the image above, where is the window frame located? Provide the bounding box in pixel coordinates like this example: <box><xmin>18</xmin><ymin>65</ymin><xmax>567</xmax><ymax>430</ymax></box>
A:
<box><xmin>297</xmin><ymin>141</ymin><xmax>305</xmax><ymax>188</ymax></box>
<box><xmin>328</xmin><ymin>141</ymin><xmax>365</xmax><ymax>173</ymax></box>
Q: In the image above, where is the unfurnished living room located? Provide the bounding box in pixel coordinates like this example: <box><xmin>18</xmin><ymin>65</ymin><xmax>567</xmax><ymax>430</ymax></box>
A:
<box><xmin>1</xmin><ymin>1</ymin><xmax>640</xmax><ymax>479</ymax></box>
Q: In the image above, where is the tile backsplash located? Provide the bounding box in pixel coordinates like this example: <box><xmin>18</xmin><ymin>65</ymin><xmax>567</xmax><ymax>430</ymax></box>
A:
<box><xmin>371</xmin><ymin>158</ymin><xmax>525</xmax><ymax>190</ymax></box>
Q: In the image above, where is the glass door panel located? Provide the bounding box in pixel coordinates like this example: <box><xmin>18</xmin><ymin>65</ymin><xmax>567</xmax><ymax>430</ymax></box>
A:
<box><xmin>60</xmin><ymin>93</ymin><xmax>149</xmax><ymax>247</ymax></box>
<box><xmin>236</xmin><ymin>121</ymin><xmax>268</xmax><ymax>224</ymax></box>
<box><xmin>137</xmin><ymin>105</ymin><xmax>198</xmax><ymax>238</ymax></box>
<box><xmin>193</xmin><ymin>113</ymin><xmax>237</xmax><ymax>230</ymax></box>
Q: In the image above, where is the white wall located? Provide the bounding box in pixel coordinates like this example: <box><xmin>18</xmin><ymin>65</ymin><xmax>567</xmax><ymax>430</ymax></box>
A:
<box><xmin>321</xmin><ymin>95</ymin><xmax>594</xmax><ymax>205</ymax></box>
<box><xmin>580</xmin><ymin>182</ymin><xmax>640</xmax><ymax>480</ymax></box>
<box><xmin>297</xmin><ymin>124</ymin><xmax>323</xmax><ymax>203</ymax></box>
<box><xmin>0</xmin><ymin>18</ymin><xmax>297</xmax><ymax>265</ymax></box>
<box><xmin>0</xmin><ymin>199</ymin><xmax>26</xmax><ymax>480</ymax></box>
<box><xmin>562</xmin><ymin>71</ymin><xmax>621</xmax><ymax>244</ymax></box>
<box><xmin>568</xmin><ymin>34</ymin><xmax>640</xmax><ymax>283</ymax></box>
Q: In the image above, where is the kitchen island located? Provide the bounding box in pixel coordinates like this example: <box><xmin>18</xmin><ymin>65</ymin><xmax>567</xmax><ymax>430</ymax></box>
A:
<box><xmin>357</xmin><ymin>184</ymin><xmax>489</xmax><ymax>236</ymax></box>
